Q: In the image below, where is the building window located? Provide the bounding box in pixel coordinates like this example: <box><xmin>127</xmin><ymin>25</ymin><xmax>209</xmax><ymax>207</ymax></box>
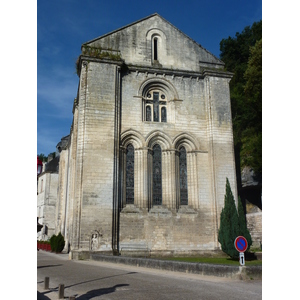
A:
<box><xmin>161</xmin><ymin>107</ymin><xmax>167</xmax><ymax>122</ymax></box>
<box><xmin>152</xmin><ymin>144</ymin><xmax>162</xmax><ymax>205</ymax></box>
<box><xmin>146</xmin><ymin>106</ymin><xmax>152</xmax><ymax>121</ymax></box>
<box><xmin>144</xmin><ymin>91</ymin><xmax>167</xmax><ymax>122</ymax></box>
<box><xmin>153</xmin><ymin>92</ymin><xmax>159</xmax><ymax>122</ymax></box>
<box><xmin>126</xmin><ymin>144</ymin><xmax>134</xmax><ymax>204</ymax></box>
<box><xmin>179</xmin><ymin>147</ymin><xmax>188</xmax><ymax>205</ymax></box>
<box><xmin>153</xmin><ymin>38</ymin><xmax>158</xmax><ymax>61</ymax></box>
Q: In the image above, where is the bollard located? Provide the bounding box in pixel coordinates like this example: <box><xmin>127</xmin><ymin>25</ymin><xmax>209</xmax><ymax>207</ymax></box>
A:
<box><xmin>44</xmin><ymin>277</ymin><xmax>49</xmax><ymax>290</ymax></box>
<box><xmin>58</xmin><ymin>284</ymin><xmax>64</xmax><ymax>299</ymax></box>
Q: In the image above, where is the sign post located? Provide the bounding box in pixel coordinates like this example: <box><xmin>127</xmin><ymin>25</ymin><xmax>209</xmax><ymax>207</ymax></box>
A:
<box><xmin>234</xmin><ymin>236</ymin><xmax>248</xmax><ymax>266</ymax></box>
<box><xmin>239</xmin><ymin>252</ymin><xmax>245</xmax><ymax>266</ymax></box>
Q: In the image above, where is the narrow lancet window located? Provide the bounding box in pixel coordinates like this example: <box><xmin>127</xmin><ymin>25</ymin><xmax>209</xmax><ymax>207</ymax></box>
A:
<box><xmin>161</xmin><ymin>107</ymin><xmax>167</xmax><ymax>122</ymax></box>
<box><xmin>154</xmin><ymin>38</ymin><xmax>158</xmax><ymax>61</ymax></box>
<box><xmin>152</xmin><ymin>144</ymin><xmax>162</xmax><ymax>205</ymax></box>
<box><xmin>153</xmin><ymin>92</ymin><xmax>159</xmax><ymax>122</ymax></box>
<box><xmin>179</xmin><ymin>146</ymin><xmax>188</xmax><ymax>205</ymax></box>
<box><xmin>126</xmin><ymin>144</ymin><xmax>134</xmax><ymax>204</ymax></box>
<box><xmin>146</xmin><ymin>106</ymin><xmax>152</xmax><ymax>121</ymax></box>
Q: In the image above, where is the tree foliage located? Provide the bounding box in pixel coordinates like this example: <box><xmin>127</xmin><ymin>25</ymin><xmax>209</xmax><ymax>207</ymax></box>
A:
<box><xmin>38</xmin><ymin>153</ymin><xmax>47</xmax><ymax>162</ymax></box>
<box><xmin>218</xmin><ymin>178</ymin><xmax>252</xmax><ymax>259</ymax></box>
<box><xmin>220</xmin><ymin>21</ymin><xmax>262</xmax><ymax>178</ymax></box>
<box><xmin>241</xmin><ymin>39</ymin><xmax>262</xmax><ymax>175</ymax></box>
<box><xmin>218</xmin><ymin>178</ymin><xmax>239</xmax><ymax>258</ymax></box>
<box><xmin>50</xmin><ymin>232</ymin><xmax>65</xmax><ymax>253</ymax></box>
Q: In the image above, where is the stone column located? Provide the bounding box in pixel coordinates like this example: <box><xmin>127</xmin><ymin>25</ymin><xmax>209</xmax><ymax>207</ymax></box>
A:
<box><xmin>162</xmin><ymin>150</ymin><xmax>176</xmax><ymax>209</ymax></box>
<box><xmin>135</xmin><ymin>149</ymin><xmax>142</xmax><ymax>208</ymax></box>
<box><xmin>119</xmin><ymin>146</ymin><xmax>126</xmax><ymax>209</ymax></box>
<box><xmin>147</xmin><ymin>148</ymin><xmax>153</xmax><ymax>210</ymax></box>
<box><xmin>187</xmin><ymin>151</ymin><xmax>199</xmax><ymax>209</ymax></box>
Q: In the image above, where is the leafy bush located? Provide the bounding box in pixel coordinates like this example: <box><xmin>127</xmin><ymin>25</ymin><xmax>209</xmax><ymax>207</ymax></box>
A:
<box><xmin>49</xmin><ymin>232</ymin><xmax>65</xmax><ymax>253</ymax></box>
<box><xmin>56</xmin><ymin>232</ymin><xmax>65</xmax><ymax>253</ymax></box>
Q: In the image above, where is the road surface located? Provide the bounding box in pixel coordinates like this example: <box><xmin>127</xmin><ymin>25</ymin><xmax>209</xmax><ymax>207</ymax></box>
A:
<box><xmin>37</xmin><ymin>251</ymin><xmax>262</xmax><ymax>300</ymax></box>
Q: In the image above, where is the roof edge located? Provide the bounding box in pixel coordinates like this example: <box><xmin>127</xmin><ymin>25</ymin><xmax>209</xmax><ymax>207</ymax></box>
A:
<box><xmin>83</xmin><ymin>13</ymin><xmax>160</xmax><ymax>45</ymax></box>
<box><xmin>83</xmin><ymin>13</ymin><xmax>224</xmax><ymax>65</ymax></box>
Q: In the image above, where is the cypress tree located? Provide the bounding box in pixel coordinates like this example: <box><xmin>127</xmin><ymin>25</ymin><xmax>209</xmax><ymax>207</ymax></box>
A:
<box><xmin>218</xmin><ymin>178</ymin><xmax>239</xmax><ymax>259</ymax></box>
<box><xmin>218</xmin><ymin>178</ymin><xmax>253</xmax><ymax>259</ymax></box>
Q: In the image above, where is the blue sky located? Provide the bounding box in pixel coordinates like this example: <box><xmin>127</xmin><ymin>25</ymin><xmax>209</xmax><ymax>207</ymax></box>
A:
<box><xmin>37</xmin><ymin>0</ymin><xmax>262</xmax><ymax>156</ymax></box>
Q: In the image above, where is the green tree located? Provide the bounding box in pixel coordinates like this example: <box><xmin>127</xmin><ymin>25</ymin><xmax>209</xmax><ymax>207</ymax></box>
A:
<box><xmin>50</xmin><ymin>232</ymin><xmax>65</xmax><ymax>253</ymax></box>
<box><xmin>241</xmin><ymin>39</ymin><xmax>262</xmax><ymax>175</ymax></box>
<box><xmin>218</xmin><ymin>178</ymin><xmax>239</xmax><ymax>259</ymax></box>
<box><xmin>38</xmin><ymin>153</ymin><xmax>47</xmax><ymax>162</ymax></box>
<box><xmin>218</xmin><ymin>179</ymin><xmax>252</xmax><ymax>258</ymax></box>
<box><xmin>219</xmin><ymin>21</ymin><xmax>262</xmax><ymax>180</ymax></box>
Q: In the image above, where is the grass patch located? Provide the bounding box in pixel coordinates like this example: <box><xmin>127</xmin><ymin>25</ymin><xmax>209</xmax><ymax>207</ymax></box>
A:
<box><xmin>156</xmin><ymin>257</ymin><xmax>262</xmax><ymax>266</ymax></box>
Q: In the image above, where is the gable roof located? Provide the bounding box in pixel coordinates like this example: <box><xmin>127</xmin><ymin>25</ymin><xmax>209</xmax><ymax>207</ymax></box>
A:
<box><xmin>85</xmin><ymin>13</ymin><xmax>222</xmax><ymax>63</ymax></box>
<box><xmin>82</xmin><ymin>13</ymin><xmax>224</xmax><ymax>70</ymax></box>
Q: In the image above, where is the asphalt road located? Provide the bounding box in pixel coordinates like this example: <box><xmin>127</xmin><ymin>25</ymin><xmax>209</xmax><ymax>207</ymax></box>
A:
<box><xmin>37</xmin><ymin>251</ymin><xmax>262</xmax><ymax>300</ymax></box>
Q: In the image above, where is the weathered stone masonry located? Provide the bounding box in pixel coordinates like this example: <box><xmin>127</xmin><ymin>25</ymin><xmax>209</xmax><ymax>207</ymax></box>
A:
<box><xmin>55</xmin><ymin>13</ymin><xmax>238</xmax><ymax>256</ymax></box>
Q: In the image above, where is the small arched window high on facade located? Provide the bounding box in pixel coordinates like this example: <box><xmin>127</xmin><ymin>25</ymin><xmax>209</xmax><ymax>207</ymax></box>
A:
<box><xmin>152</xmin><ymin>144</ymin><xmax>162</xmax><ymax>205</ymax></box>
<box><xmin>153</xmin><ymin>37</ymin><xmax>158</xmax><ymax>61</ymax></box>
<box><xmin>179</xmin><ymin>146</ymin><xmax>188</xmax><ymax>205</ymax></box>
<box><xmin>126</xmin><ymin>144</ymin><xmax>134</xmax><ymax>204</ymax></box>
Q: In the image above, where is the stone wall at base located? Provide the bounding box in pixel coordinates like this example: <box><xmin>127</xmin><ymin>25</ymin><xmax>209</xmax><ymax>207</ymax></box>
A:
<box><xmin>246</xmin><ymin>212</ymin><xmax>262</xmax><ymax>249</ymax></box>
<box><xmin>119</xmin><ymin>207</ymin><xmax>217</xmax><ymax>253</ymax></box>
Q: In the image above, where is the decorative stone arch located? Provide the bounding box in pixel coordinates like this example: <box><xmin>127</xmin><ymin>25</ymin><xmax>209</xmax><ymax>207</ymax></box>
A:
<box><xmin>144</xmin><ymin>130</ymin><xmax>174</xmax><ymax>209</ymax></box>
<box><xmin>138</xmin><ymin>77</ymin><xmax>179</xmax><ymax>101</ymax></box>
<box><xmin>120</xmin><ymin>130</ymin><xmax>146</xmax><ymax>209</ymax></box>
<box><xmin>173</xmin><ymin>132</ymin><xmax>200</xmax><ymax>209</ymax></box>
<box><xmin>120</xmin><ymin>129</ymin><xmax>145</xmax><ymax>149</ymax></box>
<box><xmin>173</xmin><ymin>132</ymin><xmax>199</xmax><ymax>152</ymax></box>
<box><xmin>145</xmin><ymin>28</ymin><xmax>167</xmax><ymax>65</ymax></box>
<box><xmin>146</xmin><ymin>130</ymin><xmax>172</xmax><ymax>150</ymax></box>
<box><xmin>138</xmin><ymin>77</ymin><xmax>179</xmax><ymax>123</ymax></box>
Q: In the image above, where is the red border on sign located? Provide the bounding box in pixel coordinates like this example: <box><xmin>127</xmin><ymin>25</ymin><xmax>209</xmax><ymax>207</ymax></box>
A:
<box><xmin>234</xmin><ymin>236</ymin><xmax>248</xmax><ymax>252</ymax></box>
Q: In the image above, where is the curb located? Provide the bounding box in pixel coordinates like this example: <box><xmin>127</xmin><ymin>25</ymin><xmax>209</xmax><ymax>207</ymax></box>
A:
<box><xmin>80</xmin><ymin>253</ymin><xmax>261</xmax><ymax>280</ymax></box>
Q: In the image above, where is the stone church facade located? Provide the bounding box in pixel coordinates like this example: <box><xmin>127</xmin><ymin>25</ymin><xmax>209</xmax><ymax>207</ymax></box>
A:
<box><xmin>55</xmin><ymin>13</ymin><xmax>238</xmax><ymax>256</ymax></box>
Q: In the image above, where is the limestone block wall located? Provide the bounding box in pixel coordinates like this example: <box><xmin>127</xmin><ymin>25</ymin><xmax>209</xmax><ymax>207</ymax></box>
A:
<box><xmin>62</xmin><ymin>14</ymin><xmax>237</xmax><ymax>253</ymax></box>
<box><xmin>37</xmin><ymin>172</ymin><xmax>58</xmax><ymax>238</ymax></box>
<box><xmin>71</xmin><ymin>60</ymin><xmax>121</xmax><ymax>251</ymax></box>
<box><xmin>246</xmin><ymin>212</ymin><xmax>262</xmax><ymax>248</ymax></box>
<box><xmin>88</xmin><ymin>14</ymin><xmax>222</xmax><ymax>72</ymax></box>
<box><xmin>117</xmin><ymin>69</ymin><xmax>236</xmax><ymax>251</ymax></box>
<box><xmin>119</xmin><ymin>208</ymin><xmax>215</xmax><ymax>254</ymax></box>
<box><xmin>204</xmin><ymin>74</ymin><xmax>237</xmax><ymax>229</ymax></box>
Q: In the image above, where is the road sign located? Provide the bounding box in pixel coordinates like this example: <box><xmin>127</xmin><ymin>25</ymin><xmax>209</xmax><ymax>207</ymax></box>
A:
<box><xmin>234</xmin><ymin>236</ymin><xmax>248</xmax><ymax>253</ymax></box>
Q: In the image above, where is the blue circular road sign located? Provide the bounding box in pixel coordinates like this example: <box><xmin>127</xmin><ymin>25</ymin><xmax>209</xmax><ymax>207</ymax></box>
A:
<box><xmin>234</xmin><ymin>236</ymin><xmax>248</xmax><ymax>252</ymax></box>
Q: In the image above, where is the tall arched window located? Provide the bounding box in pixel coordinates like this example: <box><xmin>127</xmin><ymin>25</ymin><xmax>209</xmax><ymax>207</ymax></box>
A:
<box><xmin>152</xmin><ymin>144</ymin><xmax>162</xmax><ymax>205</ymax></box>
<box><xmin>126</xmin><ymin>144</ymin><xmax>134</xmax><ymax>204</ymax></box>
<box><xmin>179</xmin><ymin>146</ymin><xmax>188</xmax><ymax>205</ymax></box>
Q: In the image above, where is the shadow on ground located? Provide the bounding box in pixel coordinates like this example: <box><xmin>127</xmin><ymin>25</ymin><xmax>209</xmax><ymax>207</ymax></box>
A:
<box><xmin>37</xmin><ymin>291</ymin><xmax>51</xmax><ymax>300</ymax></box>
<box><xmin>37</xmin><ymin>264</ymin><xmax>63</xmax><ymax>269</ymax></box>
<box><xmin>75</xmin><ymin>284</ymin><xmax>130</xmax><ymax>299</ymax></box>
